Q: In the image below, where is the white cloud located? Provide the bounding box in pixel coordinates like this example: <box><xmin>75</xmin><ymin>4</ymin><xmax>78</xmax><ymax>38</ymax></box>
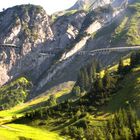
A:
<box><xmin>0</xmin><ymin>0</ymin><xmax>77</xmax><ymax>14</ymax></box>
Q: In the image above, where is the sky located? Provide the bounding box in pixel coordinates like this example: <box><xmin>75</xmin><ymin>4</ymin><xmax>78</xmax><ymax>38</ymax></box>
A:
<box><xmin>0</xmin><ymin>0</ymin><xmax>77</xmax><ymax>15</ymax></box>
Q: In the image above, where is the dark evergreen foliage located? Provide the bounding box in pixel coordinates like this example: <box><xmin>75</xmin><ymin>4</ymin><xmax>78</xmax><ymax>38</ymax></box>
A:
<box><xmin>118</xmin><ymin>58</ymin><xmax>124</xmax><ymax>74</ymax></box>
<box><xmin>130</xmin><ymin>51</ymin><xmax>140</xmax><ymax>68</ymax></box>
<box><xmin>20</xmin><ymin>55</ymin><xmax>140</xmax><ymax>140</ymax></box>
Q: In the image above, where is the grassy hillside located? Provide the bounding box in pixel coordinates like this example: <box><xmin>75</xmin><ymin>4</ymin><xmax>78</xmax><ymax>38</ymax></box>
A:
<box><xmin>0</xmin><ymin>1</ymin><xmax>140</xmax><ymax>140</ymax></box>
<box><xmin>0</xmin><ymin>82</ymin><xmax>74</xmax><ymax>139</ymax></box>
<box><xmin>0</xmin><ymin>81</ymin><xmax>74</xmax><ymax>125</ymax></box>
<box><xmin>102</xmin><ymin>66</ymin><xmax>140</xmax><ymax>115</ymax></box>
<box><xmin>1</xmin><ymin>55</ymin><xmax>140</xmax><ymax>139</ymax></box>
<box><xmin>0</xmin><ymin>77</ymin><xmax>31</xmax><ymax>110</ymax></box>
<box><xmin>0</xmin><ymin>124</ymin><xmax>64</xmax><ymax>140</ymax></box>
<box><xmin>111</xmin><ymin>1</ymin><xmax>140</xmax><ymax>45</ymax></box>
<box><xmin>14</xmin><ymin>53</ymin><xmax>140</xmax><ymax>140</ymax></box>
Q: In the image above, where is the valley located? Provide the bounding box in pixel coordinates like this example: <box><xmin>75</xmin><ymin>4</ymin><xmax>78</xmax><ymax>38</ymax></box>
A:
<box><xmin>0</xmin><ymin>0</ymin><xmax>140</xmax><ymax>139</ymax></box>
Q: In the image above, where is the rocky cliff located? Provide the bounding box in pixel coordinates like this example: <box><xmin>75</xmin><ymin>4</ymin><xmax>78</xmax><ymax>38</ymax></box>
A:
<box><xmin>35</xmin><ymin>0</ymin><xmax>132</xmax><ymax>92</ymax></box>
<box><xmin>0</xmin><ymin>4</ymin><xmax>54</xmax><ymax>86</ymax></box>
<box><xmin>0</xmin><ymin>4</ymin><xmax>87</xmax><ymax>88</ymax></box>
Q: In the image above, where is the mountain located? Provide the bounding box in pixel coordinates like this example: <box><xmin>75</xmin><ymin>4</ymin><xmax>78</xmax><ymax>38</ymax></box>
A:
<box><xmin>35</xmin><ymin>0</ymin><xmax>133</xmax><ymax>93</ymax></box>
<box><xmin>69</xmin><ymin>0</ymin><xmax>111</xmax><ymax>10</ymax></box>
<box><xmin>0</xmin><ymin>0</ymin><xmax>140</xmax><ymax>139</ymax></box>
<box><xmin>0</xmin><ymin>4</ymin><xmax>54</xmax><ymax>86</ymax></box>
<box><xmin>0</xmin><ymin>0</ymin><xmax>138</xmax><ymax>95</ymax></box>
<box><xmin>69</xmin><ymin>0</ymin><xmax>136</xmax><ymax>11</ymax></box>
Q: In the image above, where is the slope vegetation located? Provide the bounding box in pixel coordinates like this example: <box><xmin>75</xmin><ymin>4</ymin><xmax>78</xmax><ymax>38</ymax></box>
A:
<box><xmin>111</xmin><ymin>1</ymin><xmax>140</xmax><ymax>45</ymax></box>
<box><xmin>0</xmin><ymin>77</ymin><xmax>31</xmax><ymax>110</ymax></box>
<box><xmin>0</xmin><ymin>124</ymin><xmax>64</xmax><ymax>140</ymax></box>
<box><xmin>102</xmin><ymin>66</ymin><xmax>140</xmax><ymax>115</ymax></box>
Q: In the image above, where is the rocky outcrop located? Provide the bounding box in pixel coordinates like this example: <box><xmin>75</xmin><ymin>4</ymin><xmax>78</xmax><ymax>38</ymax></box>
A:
<box><xmin>69</xmin><ymin>0</ymin><xmax>134</xmax><ymax>11</ymax></box>
<box><xmin>0</xmin><ymin>5</ymin><xmax>54</xmax><ymax>86</ymax></box>
<box><xmin>69</xmin><ymin>0</ymin><xmax>112</xmax><ymax>10</ymax></box>
<box><xmin>50</xmin><ymin>11</ymin><xmax>86</xmax><ymax>49</ymax></box>
<box><xmin>36</xmin><ymin>2</ymin><xmax>127</xmax><ymax>92</ymax></box>
<box><xmin>0</xmin><ymin>5</ymin><xmax>87</xmax><ymax>87</ymax></box>
<box><xmin>0</xmin><ymin>0</ymin><xmax>135</xmax><ymax>96</ymax></box>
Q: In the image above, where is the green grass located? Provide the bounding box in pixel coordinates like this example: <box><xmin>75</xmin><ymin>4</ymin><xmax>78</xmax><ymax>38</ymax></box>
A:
<box><xmin>126</xmin><ymin>2</ymin><xmax>140</xmax><ymax>45</ymax></box>
<box><xmin>102</xmin><ymin>65</ymin><xmax>140</xmax><ymax>116</ymax></box>
<box><xmin>0</xmin><ymin>77</ymin><xmax>31</xmax><ymax>110</ymax></box>
<box><xmin>0</xmin><ymin>82</ymin><xmax>74</xmax><ymax>139</ymax></box>
<box><xmin>64</xmin><ymin>10</ymin><xmax>78</xmax><ymax>16</ymax></box>
<box><xmin>110</xmin><ymin>1</ymin><xmax>140</xmax><ymax>46</ymax></box>
<box><xmin>111</xmin><ymin>17</ymin><xmax>129</xmax><ymax>44</ymax></box>
<box><xmin>0</xmin><ymin>82</ymin><xmax>74</xmax><ymax>125</ymax></box>
<box><xmin>0</xmin><ymin>124</ymin><xmax>64</xmax><ymax>140</ymax></box>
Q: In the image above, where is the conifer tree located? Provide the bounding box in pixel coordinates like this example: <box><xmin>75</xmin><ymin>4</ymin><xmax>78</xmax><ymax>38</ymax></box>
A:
<box><xmin>83</xmin><ymin>68</ymin><xmax>89</xmax><ymax>90</ymax></box>
<box><xmin>89</xmin><ymin>66</ymin><xmax>94</xmax><ymax>84</ymax></box>
<box><xmin>76</xmin><ymin>69</ymin><xmax>85</xmax><ymax>91</ymax></box>
<box><xmin>118</xmin><ymin>58</ymin><xmax>124</xmax><ymax>74</ymax></box>
<box><xmin>130</xmin><ymin>52</ymin><xmax>136</xmax><ymax>67</ymax></box>
<box><xmin>103</xmin><ymin>70</ymin><xmax>111</xmax><ymax>90</ymax></box>
<box><xmin>72</xmin><ymin>86</ymin><xmax>81</xmax><ymax>96</ymax></box>
<box><xmin>48</xmin><ymin>95</ymin><xmax>56</xmax><ymax>106</ymax></box>
<box><xmin>95</xmin><ymin>76</ymin><xmax>103</xmax><ymax>92</ymax></box>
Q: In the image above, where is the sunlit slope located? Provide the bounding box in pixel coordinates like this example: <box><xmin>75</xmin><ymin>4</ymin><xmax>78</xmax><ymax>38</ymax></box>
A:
<box><xmin>0</xmin><ymin>77</ymin><xmax>31</xmax><ymax>110</ymax></box>
<box><xmin>0</xmin><ymin>81</ymin><xmax>74</xmax><ymax>124</ymax></box>
<box><xmin>102</xmin><ymin>66</ymin><xmax>140</xmax><ymax>116</ymax></box>
<box><xmin>0</xmin><ymin>124</ymin><xmax>64</xmax><ymax>140</ymax></box>
<box><xmin>111</xmin><ymin>1</ymin><xmax>140</xmax><ymax>46</ymax></box>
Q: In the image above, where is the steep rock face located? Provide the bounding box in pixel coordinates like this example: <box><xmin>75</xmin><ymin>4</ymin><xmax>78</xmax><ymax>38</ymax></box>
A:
<box><xmin>69</xmin><ymin>0</ymin><xmax>134</xmax><ymax>11</ymax></box>
<box><xmin>0</xmin><ymin>5</ymin><xmax>53</xmax><ymax>86</ymax></box>
<box><xmin>0</xmin><ymin>5</ymin><xmax>87</xmax><ymax>87</ymax></box>
<box><xmin>49</xmin><ymin>11</ymin><xmax>86</xmax><ymax>49</ymax></box>
<box><xmin>0</xmin><ymin>0</ymin><xmax>137</xmax><ymax>96</ymax></box>
<box><xmin>69</xmin><ymin>0</ymin><xmax>112</xmax><ymax>10</ymax></box>
<box><xmin>36</xmin><ymin>2</ymin><xmax>128</xmax><ymax>92</ymax></box>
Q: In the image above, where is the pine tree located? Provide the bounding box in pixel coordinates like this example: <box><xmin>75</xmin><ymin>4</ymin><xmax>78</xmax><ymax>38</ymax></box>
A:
<box><xmin>96</xmin><ymin>61</ymin><xmax>101</xmax><ymax>73</ymax></box>
<box><xmin>83</xmin><ymin>68</ymin><xmax>89</xmax><ymax>90</ymax></box>
<box><xmin>130</xmin><ymin>51</ymin><xmax>140</xmax><ymax>68</ymax></box>
<box><xmin>95</xmin><ymin>77</ymin><xmax>103</xmax><ymax>92</ymax></box>
<box><xmin>89</xmin><ymin>66</ymin><xmax>94</xmax><ymax>84</ymax></box>
<box><xmin>103</xmin><ymin>70</ymin><xmax>111</xmax><ymax>90</ymax></box>
<box><xmin>130</xmin><ymin>52</ymin><xmax>136</xmax><ymax>68</ymax></box>
<box><xmin>118</xmin><ymin>58</ymin><xmax>124</xmax><ymax>74</ymax></box>
<box><xmin>76</xmin><ymin>69</ymin><xmax>85</xmax><ymax>91</ymax></box>
<box><xmin>48</xmin><ymin>95</ymin><xmax>56</xmax><ymax>106</ymax></box>
<box><xmin>91</xmin><ymin>62</ymin><xmax>97</xmax><ymax>79</ymax></box>
<box><xmin>72</xmin><ymin>86</ymin><xmax>81</xmax><ymax>96</ymax></box>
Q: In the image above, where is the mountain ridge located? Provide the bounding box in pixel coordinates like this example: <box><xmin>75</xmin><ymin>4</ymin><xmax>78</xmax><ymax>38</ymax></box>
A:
<box><xmin>0</xmin><ymin>0</ymin><xmax>139</xmax><ymax>101</ymax></box>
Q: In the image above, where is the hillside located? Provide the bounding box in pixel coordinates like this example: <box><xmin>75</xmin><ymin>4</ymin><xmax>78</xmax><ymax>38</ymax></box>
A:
<box><xmin>102</xmin><ymin>66</ymin><xmax>140</xmax><ymax>115</ymax></box>
<box><xmin>0</xmin><ymin>0</ymin><xmax>136</xmax><ymax>97</ymax></box>
<box><xmin>0</xmin><ymin>124</ymin><xmax>64</xmax><ymax>140</ymax></box>
<box><xmin>0</xmin><ymin>77</ymin><xmax>31</xmax><ymax>110</ymax></box>
<box><xmin>0</xmin><ymin>0</ymin><xmax>140</xmax><ymax>140</ymax></box>
<box><xmin>3</xmin><ymin>51</ymin><xmax>140</xmax><ymax>140</ymax></box>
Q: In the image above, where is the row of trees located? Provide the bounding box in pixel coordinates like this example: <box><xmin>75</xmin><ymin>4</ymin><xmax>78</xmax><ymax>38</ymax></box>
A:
<box><xmin>117</xmin><ymin>51</ymin><xmax>140</xmax><ymax>75</ymax></box>
<box><xmin>23</xmin><ymin>51</ymin><xmax>140</xmax><ymax>140</ymax></box>
<box><xmin>73</xmin><ymin>51</ymin><xmax>140</xmax><ymax>106</ymax></box>
<box><xmin>85</xmin><ymin>107</ymin><xmax>140</xmax><ymax>140</ymax></box>
<box><xmin>73</xmin><ymin>60</ymin><xmax>117</xmax><ymax>106</ymax></box>
<box><xmin>75</xmin><ymin>61</ymin><xmax>101</xmax><ymax>92</ymax></box>
<box><xmin>61</xmin><ymin>107</ymin><xmax>140</xmax><ymax>140</ymax></box>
